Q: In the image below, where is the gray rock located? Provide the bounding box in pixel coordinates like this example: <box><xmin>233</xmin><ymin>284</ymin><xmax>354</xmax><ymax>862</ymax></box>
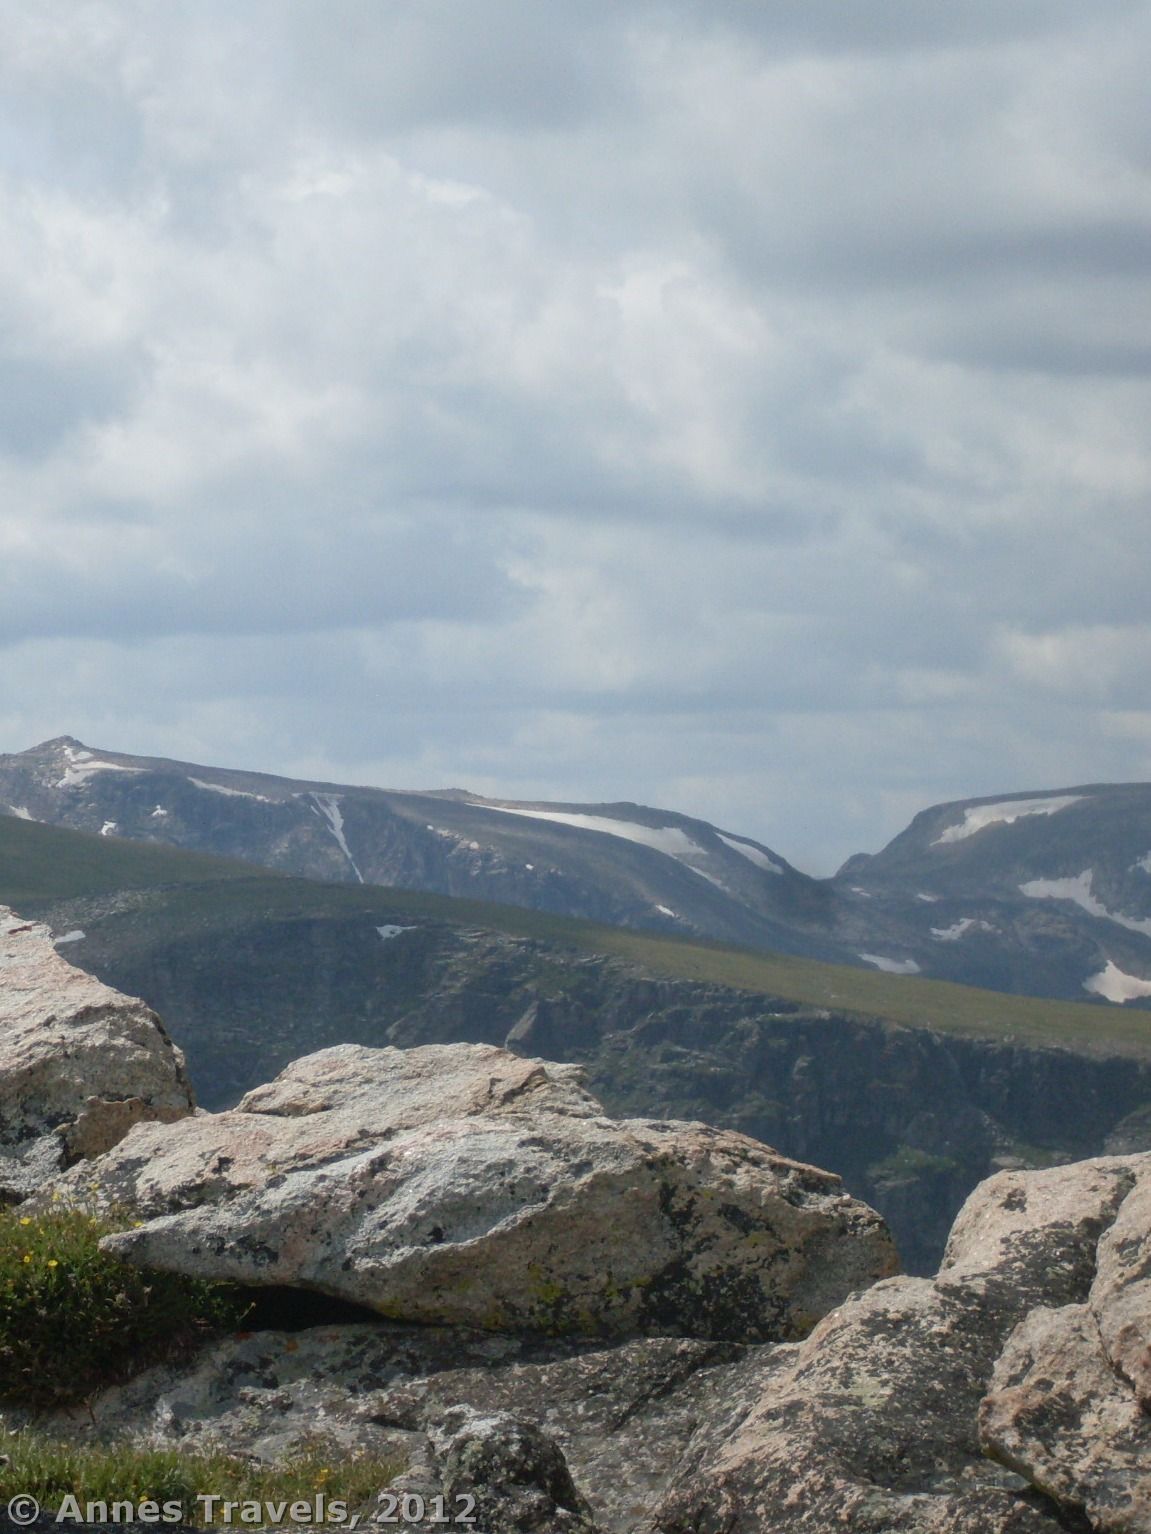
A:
<box><xmin>647</xmin><ymin>1152</ymin><xmax>1151</xmax><ymax>1531</ymax></box>
<box><xmin>981</xmin><ymin>1303</ymin><xmax>1151</xmax><ymax>1533</ymax></box>
<box><xmin>30</xmin><ymin>1323</ymin><xmax>746</xmax><ymax>1534</ymax></box>
<box><xmin>62</xmin><ymin>1042</ymin><xmax>896</xmax><ymax>1342</ymax></box>
<box><xmin>646</xmin><ymin>1277</ymin><xmax>1065</xmax><ymax>1533</ymax></box>
<box><xmin>938</xmin><ymin>1155</ymin><xmax>1143</xmax><ymax>1310</ymax></box>
<box><xmin>0</xmin><ymin>908</ymin><xmax>193</xmax><ymax>1199</ymax></box>
<box><xmin>428</xmin><ymin>1405</ymin><xmax>598</xmax><ymax>1532</ymax></box>
<box><xmin>1090</xmin><ymin>1167</ymin><xmax>1151</xmax><ymax>1408</ymax></box>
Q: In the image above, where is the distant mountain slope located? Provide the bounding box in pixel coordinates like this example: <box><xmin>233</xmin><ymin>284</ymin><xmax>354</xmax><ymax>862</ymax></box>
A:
<box><xmin>4</xmin><ymin>811</ymin><xmax>1151</xmax><ymax>1274</ymax></box>
<box><xmin>5</xmin><ymin>737</ymin><xmax>1151</xmax><ymax>1008</ymax></box>
<box><xmin>833</xmin><ymin>784</ymin><xmax>1151</xmax><ymax>1004</ymax></box>
<box><xmin>0</xmin><ymin>736</ymin><xmax>841</xmax><ymax>960</ymax></box>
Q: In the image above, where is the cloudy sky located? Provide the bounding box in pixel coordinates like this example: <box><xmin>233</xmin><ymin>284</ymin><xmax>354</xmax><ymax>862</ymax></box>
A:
<box><xmin>2</xmin><ymin>1</ymin><xmax>1149</xmax><ymax>873</ymax></box>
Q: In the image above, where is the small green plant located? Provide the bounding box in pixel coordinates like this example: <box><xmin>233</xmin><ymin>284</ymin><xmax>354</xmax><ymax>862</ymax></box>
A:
<box><xmin>0</xmin><ymin>1205</ymin><xmax>248</xmax><ymax>1409</ymax></box>
<box><xmin>867</xmin><ymin>1145</ymin><xmax>960</xmax><ymax>1183</ymax></box>
<box><xmin>0</xmin><ymin>1432</ymin><xmax>399</xmax><ymax>1526</ymax></box>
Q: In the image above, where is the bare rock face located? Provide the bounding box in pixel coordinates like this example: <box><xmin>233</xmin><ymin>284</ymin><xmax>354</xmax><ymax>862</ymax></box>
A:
<box><xmin>938</xmin><ymin>1156</ymin><xmax>1140</xmax><ymax>1308</ymax></box>
<box><xmin>0</xmin><ymin>908</ymin><xmax>194</xmax><ymax>1199</ymax></box>
<box><xmin>981</xmin><ymin>1303</ymin><xmax>1151</xmax><ymax>1534</ymax></box>
<box><xmin>26</xmin><ymin>1324</ymin><xmax>748</xmax><ymax>1534</ymax></box>
<box><xmin>1091</xmin><ymin>1171</ymin><xmax>1151</xmax><ymax>1408</ymax></box>
<box><xmin>976</xmin><ymin>1155</ymin><xmax>1151</xmax><ymax>1533</ymax></box>
<box><xmin>648</xmin><ymin>1153</ymin><xmax>1151</xmax><ymax>1533</ymax></box>
<box><xmin>63</xmin><ymin>1041</ymin><xmax>896</xmax><ymax>1343</ymax></box>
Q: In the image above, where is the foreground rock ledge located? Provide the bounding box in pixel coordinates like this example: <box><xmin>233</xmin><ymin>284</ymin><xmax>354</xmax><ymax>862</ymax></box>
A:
<box><xmin>0</xmin><ymin>907</ymin><xmax>193</xmax><ymax>1199</ymax></box>
<box><xmin>66</xmin><ymin>1041</ymin><xmax>896</xmax><ymax>1341</ymax></box>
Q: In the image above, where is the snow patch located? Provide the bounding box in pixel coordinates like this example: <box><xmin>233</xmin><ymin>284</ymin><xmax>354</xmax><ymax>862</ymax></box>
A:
<box><xmin>309</xmin><ymin>793</ymin><xmax>364</xmax><ymax>883</ymax></box>
<box><xmin>377</xmin><ymin>924</ymin><xmax>416</xmax><ymax>942</ymax></box>
<box><xmin>859</xmin><ymin>953</ymin><xmax>922</xmax><ymax>975</ymax></box>
<box><xmin>100</xmin><ymin>821</ymin><xmax>117</xmax><ymax>837</ymax></box>
<box><xmin>55</xmin><ymin>759</ymin><xmax>144</xmax><ymax>790</ymax></box>
<box><xmin>484</xmin><ymin>804</ymin><xmax>705</xmax><ymax>860</ymax></box>
<box><xmin>190</xmin><ymin>778</ymin><xmax>271</xmax><ymax>802</ymax></box>
<box><xmin>930</xmin><ymin>918</ymin><xmax>991</xmax><ymax>942</ymax></box>
<box><xmin>916</xmin><ymin>892</ymin><xmax>940</xmax><ymax>904</ymax></box>
<box><xmin>1134</xmin><ymin>853</ymin><xmax>1151</xmax><ymax>874</ymax></box>
<box><xmin>717</xmin><ymin>833</ymin><xmax>782</xmax><ymax>874</ymax></box>
<box><xmin>151</xmin><ymin>805</ymin><xmax>169</xmax><ymax>818</ymax></box>
<box><xmin>53</xmin><ymin>930</ymin><xmax>86</xmax><ymax>946</ymax></box>
<box><xmin>933</xmin><ymin>794</ymin><xmax>1084</xmax><ymax>846</ymax></box>
<box><xmin>1084</xmin><ymin>961</ymin><xmax>1151</xmax><ymax>1004</ymax></box>
<box><xmin>7</xmin><ymin>806</ymin><xmax>33</xmax><ymax>821</ymax></box>
<box><xmin>655</xmin><ymin>904</ymin><xmax>677</xmax><ymax>918</ymax></box>
<box><xmin>849</xmin><ymin>887</ymin><xmax>873</xmax><ymax>898</ymax></box>
<box><xmin>524</xmin><ymin>863</ymin><xmax>534</xmax><ymax>871</ymax></box>
<box><xmin>1019</xmin><ymin>870</ymin><xmax>1151</xmax><ymax>939</ymax></box>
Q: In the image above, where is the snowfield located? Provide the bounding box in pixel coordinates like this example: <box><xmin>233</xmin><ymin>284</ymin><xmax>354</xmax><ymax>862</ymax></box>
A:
<box><xmin>1020</xmin><ymin>870</ymin><xmax>1151</xmax><ymax>939</ymax></box>
<box><xmin>717</xmin><ymin>833</ymin><xmax>782</xmax><ymax>874</ymax></box>
<box><xmin>483</xmin><ymin>804</ymin><xmax>704</xmax><ymax>858</ymax></box>
<box><xmin>859</xmin><ymin>953</ymin><xmax>922</xmax><ymax>975</ymax></box>
<box><xmin>190</xmin><ymin>777</ymin><xmax>271</xmax><ymax>802</ymax></box>
<box><xmin>309</xmin><ymin>793</ymin><xmax>365</xmax><ymax>883</ymax></box>
<box><xmin>932</xmin><ymin>794</ymin><xmax>1084</xmax><ymax>846</ymax></box>
<box><xmin>1084</xmin><ymin>961</ymin><xmax>1151</xmax><ymax>1004</ymax></box>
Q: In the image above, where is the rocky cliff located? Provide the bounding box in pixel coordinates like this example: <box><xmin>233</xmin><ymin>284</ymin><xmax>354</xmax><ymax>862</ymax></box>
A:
<box><xmin>5</xmin><ymin>987</ymin><xmax>1149</xmax><ymax>1531</ymax></box>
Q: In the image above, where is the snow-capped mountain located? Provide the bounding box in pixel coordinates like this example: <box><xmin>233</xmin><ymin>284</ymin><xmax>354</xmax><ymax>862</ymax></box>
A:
<box><xmin>0</xmin><ymin>737</ymin><xmax>840</xmax><ymax>959</ymax></box>
<box><xmin>6</xmin><ymin>739</ymin><xmax>1151</xmax><ymax>1006</ymax></box>
<box><xmin>833</xmin><ymin>784</ymin><xmax>1151</xmax><ymax>1004</ymax></box>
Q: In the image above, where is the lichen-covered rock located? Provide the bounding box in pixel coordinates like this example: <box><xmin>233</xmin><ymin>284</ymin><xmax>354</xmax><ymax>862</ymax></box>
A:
<box><xmin>0</xmin><ymin>908</ymin><xmax>193</xmax><ymax>1199</ymax></box>
<box><xmin>980</xmin><ymin>1302</ymin><xmax>1151</xmax><ymax>1534</ymax></box>
<box><xmin>937</xmin><ymin>1154</ymin><xmax>1142</xmax><ymax>1309</ymax></box>
<box><xmin>646</xmin><ymin>1277</ymin><xmax>1065</xmax><ymax>1533</ymax></box>
<box><xmin>60</xmin><ymin>1042</ymin><xmax>896</xmax><ymax>1342</ymax></box>
<box><xmin>26</xmin><ymin>1323</ymin><xmax>746</xmax><ymax>1534</ymax></box>
<box><xmin>427</xmin><ymin>1406</ymin><xmax>598</xmax><ymax>1532</ymax></box>
<box><xmin>646</xmin><ymin>1152</ymin><xmax>1151</xmax><ymax>1532</ymax></box>
<box><xmin>1090</xmin><ymin>1168</ymin><xmax>1151</xmax><ymax>1408</ymax></box>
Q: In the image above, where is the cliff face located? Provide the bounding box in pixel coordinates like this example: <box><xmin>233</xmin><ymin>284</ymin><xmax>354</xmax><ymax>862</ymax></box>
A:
<box><xmin>47</xmin><ymin>902</ymin><xmax>1151</xmax><ymax>1275</ymax></box>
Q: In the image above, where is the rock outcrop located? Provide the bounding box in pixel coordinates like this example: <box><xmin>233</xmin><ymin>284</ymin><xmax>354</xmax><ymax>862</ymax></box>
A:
<box><xmin>0</xmin><ymin>907</ymin><xmax>193</xmax><ymax>1200</ymax></box>
<box><xmin>977</xmin><ymin>1159</ymin><xmax>1151</xmax><ymax>1533</ymax></box>
<box><xmin>56</xmin><ymin>1041</ymin><xmax>896</xmax><ymax>1342</ymax></box>
<box><xmin>647</xmin><ymin>1153</ymin><xmax>1151</xmax><ymax>1532</ymax></box>
<box><xmin>33</xmin><ymin>1151</ymin><xmax>1151</xmax><ymax>1531</ymax></box>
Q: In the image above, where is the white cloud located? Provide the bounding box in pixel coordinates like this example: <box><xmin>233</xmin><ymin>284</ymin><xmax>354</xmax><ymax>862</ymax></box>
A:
<box><xmin>0</xmin><ymin>2</ymin><xmax>1149</xmax><ymax>874</ymax></box>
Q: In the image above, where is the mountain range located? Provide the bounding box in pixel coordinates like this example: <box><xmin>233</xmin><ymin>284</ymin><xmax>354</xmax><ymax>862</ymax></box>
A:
<box><xmin>4</xmin><ymin>735</ymin><xmax>1151</xmax><ymax>1006</ymax></box>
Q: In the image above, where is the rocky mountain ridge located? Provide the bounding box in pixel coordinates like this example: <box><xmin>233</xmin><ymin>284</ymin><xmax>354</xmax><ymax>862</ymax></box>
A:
<box><xmin>5</xmin><ymin>737</ymin><xmax>1151</xmax><ymax>1006</ymax></box>
<box><xmin>0</xmin><ymin>737</ymin><xmax>835</xmax><ymax>961</ymax></box>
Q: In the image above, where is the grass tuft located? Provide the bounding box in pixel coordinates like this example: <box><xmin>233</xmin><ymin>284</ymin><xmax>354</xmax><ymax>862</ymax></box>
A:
<box><xmin>0</xmin><ymin>1432</ymin><xmax>399</xmax><ymax>1526</ymax></box>
<box><xmin>0</xmin><ymin>1205</ymin><xmax>247</xmax><ymax>1410</ymax></box>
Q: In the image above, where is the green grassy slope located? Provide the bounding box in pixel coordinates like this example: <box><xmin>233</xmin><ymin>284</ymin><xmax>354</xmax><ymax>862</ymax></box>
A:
<box><xmin>3</xmin><ymin>813</ymin><xmax>1149</xmax><ymax>1058</ymax></box>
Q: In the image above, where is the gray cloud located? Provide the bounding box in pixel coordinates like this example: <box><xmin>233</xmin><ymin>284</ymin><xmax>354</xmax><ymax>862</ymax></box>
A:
<box><xmin>0</xmin><ymin>1</ymin><xmax>1148</xmax><ymax>872</ymax></box>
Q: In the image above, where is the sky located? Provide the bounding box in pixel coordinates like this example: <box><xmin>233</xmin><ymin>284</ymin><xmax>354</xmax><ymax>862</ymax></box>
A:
<box><xmin>1</xmin><ymin>1</ymin><xmax>1150</xmax><ymax>875</ymax></box>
